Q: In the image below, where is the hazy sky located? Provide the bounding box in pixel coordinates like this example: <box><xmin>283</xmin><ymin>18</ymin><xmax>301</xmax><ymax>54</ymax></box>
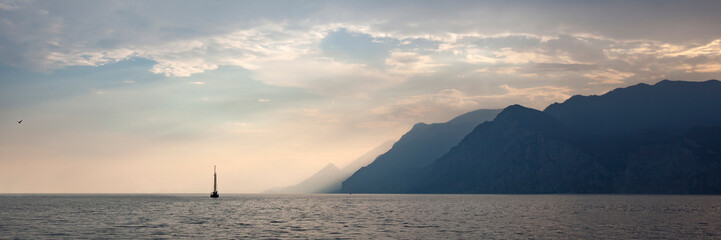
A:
<box><xmin>2</xmin><ymin>0</ymin><xmax>721</xmax><ymax>193</ymax></box>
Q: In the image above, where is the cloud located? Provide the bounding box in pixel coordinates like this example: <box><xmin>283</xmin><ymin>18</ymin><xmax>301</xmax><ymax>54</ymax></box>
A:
<box><xmin>371</xmin><ymin>88</ymin><xmax>480</xmax><ymax>121</ymax></box>
<box><xmin>371</xmin><ymin>85</ymin><xmax>572</xmax><ymax>123</ymax></box>
<box><xmin>692</xmin><ymin>63</ymin><xmax>721</xmax><ymax>73</ymax></box>
<box><xmin>584</xmin><ymin>69</ymin><xmax>634</xmax><ymax>84</ymax></box>
<box><xmin>320</xmin><ymin>28</ymin><xmax>393</xmax><ymax>66</ymax></box>
<box><xmin>0</xmin><ymin>0</ymin><xmax>24</xmax><ymax>11</ymax></box>
<box><xmin>544</xmin><ymin>35</ymin><xmax>608</xmax><ymax>63</ymax></box>
<box><xmin>140</xmin><ymin>24</ymin><xmax>319</xmax><ymax>77</ymax></box>
<box><xmin>523</xmin><ymin>63</ymin><xmax>597</xmax><ymax>73</ymax></box>
<box><xmin>495</xmin><ymin>85</ymin><xmax>572</xmax><ymax>105</ymax></box>
<box><xmin>385</xmin><ymin>51</ymin><xmax>443</xmax><ymax>74</ymax></box>
<box><xmin>253</xmin><ymin>57</ymin><xmax>401</xmax><ymax>96</ymax></box>
<box><xmin>89</xmin><ymin>89</ymin><xmax>105</xmax><ymax>95</ymax></box>
<box><xmin>2</xmin><ymin>1</ymin><xmax>721</xmax><ymax>95</ymax></box>
<box><xmin>4</xmin><ymin>0</ymin><xmax>721</xmax><ymax>193</ymax></box>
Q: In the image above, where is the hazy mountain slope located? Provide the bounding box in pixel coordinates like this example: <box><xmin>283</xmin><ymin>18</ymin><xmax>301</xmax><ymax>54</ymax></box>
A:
<box><xmin>263</xmin><ymin>140</ymin><xmax>394</xmax><ymax>193</ymax></box>
<box><xmin>264</xmin><ymin>163</ymin><xmax>344</xmax><ymax>193</ymax></box>
<box><xmin>342</xmin><ymin>109</ymin><xmax>501</xmax><ymax>193</ymax></box>
<box><xmin>340</xmin><ymin>140</ymin><xmax>395</xmax><ymax>176</ymax></box>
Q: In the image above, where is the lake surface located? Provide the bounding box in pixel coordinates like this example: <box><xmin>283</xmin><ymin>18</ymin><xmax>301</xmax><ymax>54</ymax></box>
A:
<box><xmin>1</xmin><ymin>194</ymin><xmax>720</xmax><ymax>239</ymax></box>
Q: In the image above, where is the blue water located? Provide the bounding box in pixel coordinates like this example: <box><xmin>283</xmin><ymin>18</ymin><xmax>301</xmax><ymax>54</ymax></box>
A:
<box><xmin>1</xmin><ymin>194</ymin><xmax>720</xmax><ymax>239</ymax></box>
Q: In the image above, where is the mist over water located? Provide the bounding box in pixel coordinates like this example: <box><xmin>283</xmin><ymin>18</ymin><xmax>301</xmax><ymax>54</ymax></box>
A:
<box><xmin>1</xmin><ymin>194</ymin><xmax>720</xmax><ymax>239</ymax></box>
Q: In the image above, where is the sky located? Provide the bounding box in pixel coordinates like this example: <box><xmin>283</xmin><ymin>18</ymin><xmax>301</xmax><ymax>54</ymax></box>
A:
<box><xmin>1</xmin><ymin>0</ymin><xmax>721</xmax><ymax>193</ymax></box>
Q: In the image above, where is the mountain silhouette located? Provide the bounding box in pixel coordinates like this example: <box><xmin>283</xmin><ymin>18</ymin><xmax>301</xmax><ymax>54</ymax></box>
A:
<box><xmin>415</xmin><ymin>105</ymin><xmax>608</xmax><ymax>193</ymax></box>
<box><xmin>344</xmin><ymin>80</ymin><xmax>721</xmax><ymax>194</ymax></box>
<box><xmin>340</xmin><ymin>140</ymin><xmax>396</xmax><ymax>177</ymax></box>
<box><xmin>264</xmin><ymin>140</ymin><xmax>394</xmax><ymax>193</ymax></box>
<box><xmin>544</xmin><ymin>79</ymin><xmax>721</xmax><ymax>136</ymax></box>
<box><xmin>265</xmin><ymin>163</ymin><xmax>345</xmax><ymax>194</ymax></box>
<box><xmin>342</xmin><ymin>109</ymin><xmax>501</xmax><ymax>193</ymax></box>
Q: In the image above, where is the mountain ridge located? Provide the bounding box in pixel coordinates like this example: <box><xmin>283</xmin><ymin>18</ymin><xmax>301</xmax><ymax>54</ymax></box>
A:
<box><xmin>342</xmin><ymin>108</ymin><xmax>501</xmax><ymax>193</ymax></box>
<box><xmin>264</xmin><ymin>140</ymin><xmax>394</xmax><ymax>193</ymax></box>
<box><xmin>344</xmin><ymin>79</ymin><xmax>721</xmax><ymax>194</ymax></box>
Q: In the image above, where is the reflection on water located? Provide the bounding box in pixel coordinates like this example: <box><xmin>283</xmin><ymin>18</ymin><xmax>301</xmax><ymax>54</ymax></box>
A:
<box><xmin>1</xmin><ymin>194</ymin><xmax>720</xmax><ymax>238</ymax></box>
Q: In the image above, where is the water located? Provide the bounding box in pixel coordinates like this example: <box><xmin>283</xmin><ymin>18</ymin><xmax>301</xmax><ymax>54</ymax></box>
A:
<box><xmin>1</xmin><ymin>194</ymin><xmax>720</xmax><ymax>239</ymax></box>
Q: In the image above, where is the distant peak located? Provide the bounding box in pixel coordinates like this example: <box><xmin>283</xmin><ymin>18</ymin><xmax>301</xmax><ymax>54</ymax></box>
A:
<box><xmin>446</xmin><ymin>108</ymin><xmax>503</xmax><ymax>125</ymax></box>
<box><xmin>414</xmin><ymin>122</ymin><xmax>428</xmax><ymax>127</ymax></box>
<box><xmin>504</xmin><ymin>104</ymin><xmax>527</xmax><ymax>110</ymax></box>
<box><xmin>410</xmin><ymin>122</ymin><xmax>430</xmax><ymax>130</ymax></box>
<box><xmin>653</xmin><ymin>79</ymin><xmax>677</xmax><ymax>86</ymax></box>
<box><xmin>551</xmin><ymin>80</ymin><xmax>721</xmax><ymax>110</ymax></box>
<box><xmin>499</xmin><ymin>104</ymin><xmax>537</xmax><ymax>115</ymax></box>
<box><xmin>495</xmin><ymin>104</ymin><xmax>545</xmax><ymax>122</ymax></box>
<box><xmin>653</xmin><ymin>79</ymin><xmax>721</xmax><ymax>86</ymax></box>
<box><xmin>322</xmin><ymin>163</ymin><xmax>339</xmax><ymax>170</ymax></box>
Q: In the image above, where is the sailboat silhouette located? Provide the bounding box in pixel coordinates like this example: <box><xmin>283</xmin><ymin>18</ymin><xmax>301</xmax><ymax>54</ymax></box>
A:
<box><xmin>210</xmin><ymin>165</ymin><xmax>219</xmax><ymax>198</ymax></box>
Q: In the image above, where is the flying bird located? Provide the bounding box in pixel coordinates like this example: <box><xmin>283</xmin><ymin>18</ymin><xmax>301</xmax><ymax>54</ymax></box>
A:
<box><xmin>17</xmin><ymin>120</ymin><xmax>22</xmax><ymax>124</ymax></box>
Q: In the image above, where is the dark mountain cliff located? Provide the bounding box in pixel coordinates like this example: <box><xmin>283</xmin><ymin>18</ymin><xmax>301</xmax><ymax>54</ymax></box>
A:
<box><xmin>415</xmin><ymin>105</ymin><xmax>609</xmax><ymax>193</ymax></box>
<box><xmin>342</xmin><ymin>109</ymin><xmax>501</xmax><ymax>193</ymax></box>
<box><xmin>344</xmin><ymin>80</ymin><xmax>721</xmax><ymax>194</ymax></box>
<box><xmin>544</xmin><ymin>80</ymin><xmax>721</xmax><ymax>136</ymax></box>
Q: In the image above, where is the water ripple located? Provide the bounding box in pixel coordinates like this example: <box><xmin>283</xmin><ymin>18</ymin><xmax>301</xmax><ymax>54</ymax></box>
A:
<box><xmin>1</xmin><ymin>194</ymin><xmax>721</xmax><ymax>239</ymax></box>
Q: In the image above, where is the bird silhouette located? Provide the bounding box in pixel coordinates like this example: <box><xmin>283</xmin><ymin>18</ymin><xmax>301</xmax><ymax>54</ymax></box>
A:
<box><xmin>17</xmin><ymin>120</ymin><xmax>22</xmax><ymax>124</ymax></box>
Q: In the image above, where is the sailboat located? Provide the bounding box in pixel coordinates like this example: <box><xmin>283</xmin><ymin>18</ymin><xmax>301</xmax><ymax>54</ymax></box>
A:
<box><xmin>210</xmin><ymin>165</ymin><xmax>219</xmax><ymax>198</ymax></box>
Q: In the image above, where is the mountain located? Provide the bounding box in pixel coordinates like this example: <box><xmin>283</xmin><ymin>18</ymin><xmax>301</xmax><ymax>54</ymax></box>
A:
<box><xmin>410</xmin><ymin>80</ymin><xmax>721</xmax><ymax>193</ymax></box>
<box><xmin>340</xmin><ymin>80</ymin><xmax>721</xmax><ymax>193</ymax></box>
<box><xmin>544</xmin><ymin>79</ymin><xmax>721</xmax><ymax>136</ymax></box>
<box><xmin>264</xmin><ymin>140</ymin><xmax>394</xmax><ymax>193</ymax></box>
<box><xmin>617</xmin><ymin>125</ymin><xmax>721</xmax><ymax>193</ymax></box>
<box><xmin>340</xmin><ymin>140</ymin><xmax>396</xmax><ymax>176</ymax></box>
<box><xmin>415</xmin><ymin>105</ymin><xmax>610</xmax><ymax>193</ymax></box>
<box><xmin>544</xmin><ymin>79</ymin><xmax>721</xmax><ymax>175</ymax></box>
<box><xmin>342</xmin><ymin>109</ymin><xmax>501</xmax><ymax>193</ymax></box>
<box><xmin>265</xmin><ymin>163</ymin><xmax>344</xmax><ymax>194</ymax></box>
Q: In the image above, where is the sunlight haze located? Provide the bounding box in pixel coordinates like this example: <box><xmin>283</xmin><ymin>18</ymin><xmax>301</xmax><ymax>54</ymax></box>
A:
<box><xmin>1</xmin><ymin>0</ymin><xmax>721</xmax><ymax>193</ymax></box>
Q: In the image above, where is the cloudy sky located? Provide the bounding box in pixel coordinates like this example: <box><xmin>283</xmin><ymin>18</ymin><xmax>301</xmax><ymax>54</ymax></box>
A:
<box><xmin>1</xmin><ymin>0</ymin><xmax>720</xmax><ymax>193</ymax></box>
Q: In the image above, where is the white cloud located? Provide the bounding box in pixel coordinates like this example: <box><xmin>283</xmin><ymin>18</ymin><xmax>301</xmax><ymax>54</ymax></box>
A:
<box><xmin>142</xmin><ymin>25</ymin><xmax>318</xmax><ymax>77</ymax></box>
<box><xmin>584</xmin><ymin>69</ymin><xmax>634</xmax><ymax>84</ymax></box>
<box><xmin>254</xmin><ymin>57</ymin><xmax>401</xmax><ymax>96</ymax></box>
<box><xmin>3</xmin><ymin>3</ymin><xmax>720</xmax><ymax>94</ymax></box>
<box><xmin>495</xmin><ymin>85</ymin><xmax>572</xmax><ymax>104</ymax></box>
<box><xmin>476</xmin><ymin>66</ymin><xmax>523</xmax><ymax>75</ymax></box>
<box><xmin>692</xmin><ymin>63</ymin><xmax>721</xmax><ymax>73</ymax></box>
<box><xmin>371</xmin><ymin>85</ymin><xmax>572</xmax><ymax>123</ymax></box>
<box><xmin>150</xmin><ymin>61</ymin><xmax>218</xmax><ymax>77</ymax></box>
<box><xmin>664</xmin><ymin>39</ymin><xmax>721</xmax><ymax>58</ymax></box>
<box><xmin>371</xmin><ymin>88</ymin><xmax>480</xmax><ymax>121</ymax></box>
<box><xmin>385</xmin><ymin>51</ymin><xmax>444</xmax><ymax>74</ymax></box>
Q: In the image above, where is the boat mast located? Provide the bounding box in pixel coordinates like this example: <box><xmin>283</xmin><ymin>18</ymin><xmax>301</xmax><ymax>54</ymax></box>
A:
<box><xmin>213</xmin><ymin>165</ymin><xmax>217</xmax><ymax>192</ymax></box>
